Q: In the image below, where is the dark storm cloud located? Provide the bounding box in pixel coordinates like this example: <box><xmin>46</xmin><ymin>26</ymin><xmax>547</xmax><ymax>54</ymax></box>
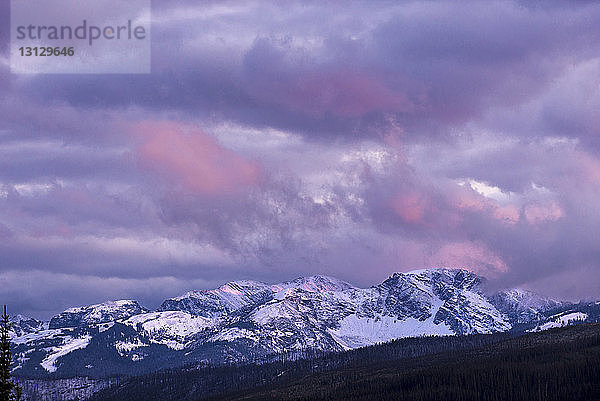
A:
<box><xmin>11</xmin><ymin>1</ymin><xmax>600</xmax><ymax>142</ymax></box>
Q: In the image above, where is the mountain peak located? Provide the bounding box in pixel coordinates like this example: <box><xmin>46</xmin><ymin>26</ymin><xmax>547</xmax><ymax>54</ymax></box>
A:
<box><xmin>9</xmin><ymin>314</ymin><xmax>45</xmax><ymax>337</ymax></box>
<box><xmin>385</xmin><ymin>268</ymin><xmax>482</xmax><ymax>286</ymax></box>
<box><xmin>489</xmin><ymin>288</ymin><xmax>563</xmax><ymax>324</ymax></box>
<box><xmin>49</xmin><ymin>299</ymin><xmax>148</xmax><ymax>329</ymax></box>
<box><xmin>63</xmin><ymin>299</ymin><xmax>141</xmax><ymax>313</ymax></box>
<box><xmin>276</xmin><ymin>274</ymin><xmax>355</xmax><ymax>293</ymax></box>
<box><xmin>215</xmin><ymin>280</ymin><xmax>271</xmax><ymax>295</ymax></box>
<box><xmin>160</xmin><ymin>280</ymin><xmax>273</xmax><ymax>317</ymax></box>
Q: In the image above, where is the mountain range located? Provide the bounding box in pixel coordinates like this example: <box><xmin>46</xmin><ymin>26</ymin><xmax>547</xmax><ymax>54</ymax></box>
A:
<box><xmin>9</xmin><ymin>268</ymin><xmax>600</xmax><ymax>378</ymax></box>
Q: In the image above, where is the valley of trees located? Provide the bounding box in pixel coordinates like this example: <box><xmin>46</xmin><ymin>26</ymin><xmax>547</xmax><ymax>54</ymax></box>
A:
<box><xmin>87</xmin><ymin>323</ymin><xmax>600</xmax><ymax>401</ymax></box>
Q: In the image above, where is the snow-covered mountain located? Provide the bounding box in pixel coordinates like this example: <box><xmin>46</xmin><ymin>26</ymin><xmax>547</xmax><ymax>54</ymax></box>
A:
<box><xmin>488</xmin><ymin>288</ymin><xmax>562</xmax><ymax>325</ymax></box>
<box><xmin>9</xmin><ymin>268</ymin><xmax>597</xmax><ymax>378</ymax></box>
<box><xmin>9</xmin><ymin>315</ymin><xmax>46</xmax><ymax>337</ymax></box>
<box><xmin>48</xmin><ymin>300</ymin><xmax>147</xmax><ymax>329</ymax></box>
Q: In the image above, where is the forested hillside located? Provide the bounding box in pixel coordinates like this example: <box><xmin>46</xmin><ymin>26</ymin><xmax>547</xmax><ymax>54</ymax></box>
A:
<box><xmin>89</xmin><ymin>323</ymin><xmax>600</xmax><ymax>401</ymax></box>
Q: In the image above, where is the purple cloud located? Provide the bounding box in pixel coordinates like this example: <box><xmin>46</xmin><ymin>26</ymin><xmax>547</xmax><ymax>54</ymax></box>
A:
<box><xmin>1</xmin><ymin>1</ymin><xmax>600</xmax><ymax>316</ymax></box>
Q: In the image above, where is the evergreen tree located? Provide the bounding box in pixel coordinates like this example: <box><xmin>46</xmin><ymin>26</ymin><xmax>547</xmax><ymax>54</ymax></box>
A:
<box><xmin>0</xmin><ymin>306</ymin><xmax>21</xmax><ymax>401</ymax></box>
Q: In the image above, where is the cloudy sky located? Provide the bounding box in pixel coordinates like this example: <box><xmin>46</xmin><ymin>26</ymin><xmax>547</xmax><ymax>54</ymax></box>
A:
<box><xmin>1</xmin><ymin>0</ymin><xmax>600</xmax><ymax>318</ymax></box>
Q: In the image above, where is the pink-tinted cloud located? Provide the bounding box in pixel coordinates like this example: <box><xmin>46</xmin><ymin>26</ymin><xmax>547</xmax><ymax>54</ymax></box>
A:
<box><xmin>452</xmin><ymin>187</ymin><xmax>488</xmax><ymax>212</ymax></box>
<box><xmin>134</xmin><ymin>121</ymin><xmax>260</xmax><ymax>196</ymax></box>
<box><xmin>389</xmin><ymin>192</ymin><xmax>428</xmax><ymax>225</ymax></box>
<box><xmin>493</xmin><ymin>204</ymin><xmax>520</xmax><ymax>225</ymax></box>
<box><xmin>578</xmin><ymin>152</ymin><xmax>600</xmax><ymax>185</ymax></box>
<box><xmin>450</xmin><ymin>185</ymin><xmax>519</xmax><ymax>225</ymax></box>
<box><xmin>249</xmin><ymin>69</ymin><xmax>415</xmax><ymax>118</ymax></box>
<box><xmin>524</xmin><ymin>202</ymin><xmax>563</xmax><ymax>225</ymax></box>
<box><xmin>427</xmin><ymin>241</ymin><xmax>509</xmax><ymax>277</ymax></box>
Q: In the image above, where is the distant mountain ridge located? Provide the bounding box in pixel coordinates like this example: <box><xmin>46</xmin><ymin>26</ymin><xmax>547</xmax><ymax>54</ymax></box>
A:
<box><xmin>8</xmin><ymin>268</ymin><xmax>599</xmax><ymax>379</ymax></box>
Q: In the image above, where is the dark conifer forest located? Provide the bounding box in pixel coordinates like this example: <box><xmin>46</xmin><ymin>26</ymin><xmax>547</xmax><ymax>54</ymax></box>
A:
<box><xmin>88</xmin><ymin>323</ymin><xmax>600</xmax><ymax>401</ymax></box>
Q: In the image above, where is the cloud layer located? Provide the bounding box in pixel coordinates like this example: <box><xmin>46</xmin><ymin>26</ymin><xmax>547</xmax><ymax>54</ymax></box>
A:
<box><xmin>1</xmin><ymin>0</ymin><xmax>600</xmax><ymax>317</ymax></box>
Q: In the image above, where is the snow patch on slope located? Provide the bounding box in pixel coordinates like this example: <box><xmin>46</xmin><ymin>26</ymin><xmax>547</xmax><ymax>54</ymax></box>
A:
<box><xmin>115</xmin><ymin>338</ymin><xmax>148</xmax><ymax>355</ymax></box>
<box><xmin>123</xmin><ymin>311</ymin><xmax>213</xmax><ymax>350</ymax></box>
<box><xmin>63</xmin><ymin>300</ymin><xmax>136</xmax><ymax>314</ymax></box>
<box><xmin>528</xmin><ymin>312</ymin><xmax>588</xmax><ymax>332</ymax></box>
<box><xmin>41</xmin><ymin>336</ymin><xmax>92</xmax><ymax>372</ymax></box>
<box><xmin>12</xmin><ymin>329</ymin><xmax>65</xmax><ymax>345</ymax></box>
<box><xmin>329</xmin><ymin>296</ymin><xmax>452</xmax><ymax>349</ymax></box>
<box><xmin>209</xmin><ymin>328</ymin><xmax>260</xmax><ymax>343</ymax></box>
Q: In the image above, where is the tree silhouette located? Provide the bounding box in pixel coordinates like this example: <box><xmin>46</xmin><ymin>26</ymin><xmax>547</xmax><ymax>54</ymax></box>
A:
<box><xmin>0</xmin><ymin>306</ymin><xmax>21</xmax><ymax>401</ymax></box>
